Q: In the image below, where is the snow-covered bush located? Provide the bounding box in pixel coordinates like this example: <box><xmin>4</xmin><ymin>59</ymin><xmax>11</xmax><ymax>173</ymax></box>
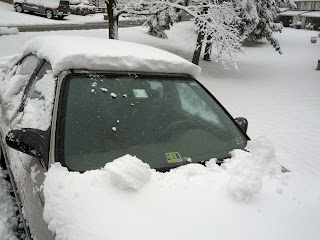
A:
<box><xmin>143</xmin><ymin>12</ymin><xmax>175</xmax><ymax>39</ymax></box>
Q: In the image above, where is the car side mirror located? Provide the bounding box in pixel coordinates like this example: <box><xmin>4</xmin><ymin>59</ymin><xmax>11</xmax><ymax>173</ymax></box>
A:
<box><xmin>235</xmin><ymin>117</ymin><xmax>248</xmax><ymax>133</ymax></box>
<box><xmin>6</xmin><ymin>128</ymin><xmax>50</xmax><ymax>169</ymax></box>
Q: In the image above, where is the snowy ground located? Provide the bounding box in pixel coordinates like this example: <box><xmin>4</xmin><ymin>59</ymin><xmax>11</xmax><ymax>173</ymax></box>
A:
<box><xmin>0</xmin><ymin>2</ymin><xmax>140</xmax><ymax>27</ymax></box>
<box><xmin>0</xmin><ymin>10</ymin><xmax>320</xmax><ymax>240</ymax></box>
<box><xmin>0</xmin><ymin>167</ymin><xmax>18</xmax><ymax>240</ymax></box>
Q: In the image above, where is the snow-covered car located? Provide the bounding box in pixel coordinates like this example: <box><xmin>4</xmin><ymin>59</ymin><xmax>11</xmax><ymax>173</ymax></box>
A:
<box><xmin>0</xmin><ymin>35</ymin><xmax>249</xmax><ymax>239</ymax></box>
<box><xmin>14</xmin><ymin>0</ymin><xmax>70</xmax><ymax>19</ymax></box>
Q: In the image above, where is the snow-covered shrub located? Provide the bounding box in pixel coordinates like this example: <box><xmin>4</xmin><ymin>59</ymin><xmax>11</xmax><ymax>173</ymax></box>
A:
<box><xmin>143</xmin><ymin>13</ymin><xmax>174</xmax><ymax>39</ymax></box>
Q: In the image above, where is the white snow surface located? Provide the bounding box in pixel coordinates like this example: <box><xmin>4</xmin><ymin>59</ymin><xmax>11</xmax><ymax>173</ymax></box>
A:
<box><xmin>0</xmin><ymin>21</ymin><xmax>319</xmax><ymax>240</ymax></box>
<box><xmin>0</xmin><ymin>27</ymin><xmax>19</xmax><ymax>36</ymax></box>
<box><xmin>24</xmin><ymin>35</ymin><xmax>201</xmax><ymax>77</ymax></box>
<box><xmin>0</xmin><ymin>168</ymin><xmax>18</xmax><ymax>240</ymax></box>
<box><xmin>104</xmin><ymin>154</ymin><xmax>152</xmax><ymax>190</ymax></box>
<box><xmin>43</xmin><ymin>138</ymin><xmax>319</xmax><ymax>240</ymax></box>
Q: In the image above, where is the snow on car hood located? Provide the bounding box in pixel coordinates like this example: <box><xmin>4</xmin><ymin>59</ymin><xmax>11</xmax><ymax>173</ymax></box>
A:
<box><xmin>23</xmin><ymin>35</ymin><xmax>201</xmax><ymax>78</ymax></box>
<box><xmin>43</xmin><ymin>137</ymin><xmax>320</xmax><ymax>240</ymax></box>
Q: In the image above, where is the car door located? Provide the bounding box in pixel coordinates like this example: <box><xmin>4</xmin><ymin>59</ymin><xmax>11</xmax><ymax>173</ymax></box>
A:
<box><xmin>1</xmin><ymin>58</ymin><xmax>56</xmax><ymax>240</ymax></box>
<box><xmin>23</xmin><ymin>0</ymin><xmax>41</xmax><ymax>13</ymax></box>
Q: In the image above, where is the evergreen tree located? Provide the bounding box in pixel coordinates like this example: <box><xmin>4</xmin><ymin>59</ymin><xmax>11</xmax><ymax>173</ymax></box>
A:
<box><xmin>234</xmin><ymin>0</ymin><xmax>296</xmax><ymax>54</ymax></box>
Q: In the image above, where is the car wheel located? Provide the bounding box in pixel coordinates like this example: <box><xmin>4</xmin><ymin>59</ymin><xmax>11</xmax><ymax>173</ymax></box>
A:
<box><xmin>15</xmin><ymin>4</ymin><xmax>23</xmax><ymax>13</ymax></box>
<box><xmin>46</xmin><ymin>10</ymin><xmax>53</xmax><ymax>19</ymax></box>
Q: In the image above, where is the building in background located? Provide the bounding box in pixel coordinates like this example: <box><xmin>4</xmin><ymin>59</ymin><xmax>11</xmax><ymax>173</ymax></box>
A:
<box><xmin>279</xmin><ymin>0</ymin><xmax>320</xmax><ymax>29</ymax></box>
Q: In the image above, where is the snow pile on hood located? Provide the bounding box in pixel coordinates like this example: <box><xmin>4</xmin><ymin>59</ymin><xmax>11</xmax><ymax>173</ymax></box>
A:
<box><xmin>43</xmin><ymin>137</ymin><xmax>320</xmax><ymax>240</ymax></box>
<box><xmin>23</xmin><ymin>35</ymin><xmax>201</xmax><ymax>78</ymax></box>
<box><xmin>104</xmin><ymin>155</ymin><xmax>152</xmax><ymax>190</ymax></box>
<box><xmin>0</xmin><ymin>27</ymin><xmax>19</xmax><ymax>36</ymax></box>
<box><xmin>223</xmin><ymin>137</ymin><xmax>282</xmax><ymax>201</ymax></box>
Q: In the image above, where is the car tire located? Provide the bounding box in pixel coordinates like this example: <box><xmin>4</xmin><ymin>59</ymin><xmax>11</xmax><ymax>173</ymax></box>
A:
<box><xmin>15</xmin><ymin>4</ymin><xmax>23</xmax><ymax>13</ymax></box>
<box><xmin>46</xmin><ymin>10</ymin><xmax>53</xmax><ymax>19</ymax></box>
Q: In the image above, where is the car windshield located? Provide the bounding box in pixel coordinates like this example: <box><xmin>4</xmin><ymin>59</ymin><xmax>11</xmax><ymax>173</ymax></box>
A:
<box><xmin>58</xmin><ymin>73</ymin><xmax>248</xmax><ymax>172</ymax></box>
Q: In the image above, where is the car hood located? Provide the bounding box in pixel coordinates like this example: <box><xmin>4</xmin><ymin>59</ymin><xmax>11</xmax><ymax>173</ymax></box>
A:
<box><xmin>40</xmin><ymin>138</ymin><xmax>318</xmax><ymax>240</ymax></box>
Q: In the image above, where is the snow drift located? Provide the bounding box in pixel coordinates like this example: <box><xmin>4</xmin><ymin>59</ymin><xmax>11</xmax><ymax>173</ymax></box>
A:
<box><xmin>42</xmin><ymin>137</ymin><xmax>319</xmax><ymax>240</ymax></box>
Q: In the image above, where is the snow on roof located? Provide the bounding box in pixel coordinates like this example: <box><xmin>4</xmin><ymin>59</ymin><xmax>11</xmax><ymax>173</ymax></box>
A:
<box><xmin>279</xmin><ymin>10</ymin><xmax>309</xmax><ymax>16</ymax></box>
<box><xmin>300</xmin><ymin>11</ymin><xmax>320</xmax><ymax>17</ymax></box>
<box><xmin>23</xmin><ymin>36</ymin><xmax>201</xmax><ymax>78</ymax></box>
<box><xmin>294</xmin><ymin>0</ymin><xmax>320</xmax><ymax>2</ymax></box>
<box><xmin>14</xmin><ymin>0</ymin><xmax>60</xmax><ymax>9</ymax></box>
<box><xmin>279</xmin><ymin>7</ymin><xmax>290</xmax><ymax>13</ymax></box>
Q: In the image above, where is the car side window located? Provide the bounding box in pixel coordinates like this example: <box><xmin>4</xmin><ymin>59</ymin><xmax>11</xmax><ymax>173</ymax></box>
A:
<box><xmin>0</xmin><ymin>54</ymin><xmax>41</xmax><ymax>119</ymax></box>
<box><xmin>15</xmin><ymin>54</ymin><xmax>41</xmax><ymax>77</ymax></box>
<box><xmin>26</xmin><ymin>62</ymin><xmax>52</xmax><ymax>100</ymax></box>
<box><xmin>19</xmin><ymin>61</ymin><xmax>56</xmax><ymax>131</ymax></box>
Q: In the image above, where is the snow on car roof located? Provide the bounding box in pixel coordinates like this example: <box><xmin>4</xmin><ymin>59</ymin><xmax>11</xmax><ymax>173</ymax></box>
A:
<box><xmin>23</xmin><ymin>35</ymin><xmax>201</xmax><ymax>78</ymax></box>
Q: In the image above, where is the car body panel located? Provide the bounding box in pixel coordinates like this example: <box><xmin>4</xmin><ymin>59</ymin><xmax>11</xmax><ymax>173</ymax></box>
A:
<box><xmin>14</xmin><ymin>0</ymin><xmax>70</xmax><ymax>18</ymax></box>
<box><xmin>0</xmin><ymin>55</ymin><xmax>55</xmax><ymax>240</ymax></box>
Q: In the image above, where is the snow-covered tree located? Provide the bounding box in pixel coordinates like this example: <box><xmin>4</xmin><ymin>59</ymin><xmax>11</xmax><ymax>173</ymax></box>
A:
<box><xmin>144</xmin><ymin>0</ymin><xmax>243</xmax><ymax>67</ymax></box>
<box><xmin>141</xmin><ymin>0</ymin><xmax>296</xmax><ymax>66</ymax></box>
<box><xmin>105</xmin><ymin>1</ymin><xmax>243</xmax><ymax>67</ymax></box>
<box><xmin>232</xmin><ymin>0</ymin><xmax>296</xmax><ymax>54</ymax></box>
<box><xmin>143</xmin><ymin>9</ymin><xmax>180</xmax><ymax>39</ymax></box>
<box><xmin>104</xmin><ymin>0</ymin><xmax>167</xmax><ymax>39</ymax></box>
<box><xmin>105</xmin><ymin>0</ymin><xmax>296</xmax><ymax>68</ymax></box>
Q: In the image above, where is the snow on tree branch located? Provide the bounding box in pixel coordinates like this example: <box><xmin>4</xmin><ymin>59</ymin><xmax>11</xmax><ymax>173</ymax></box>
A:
<box><xmin>105</xmin><ymin>0</ymin><xmax>296</xmax><ymax>68</ymax></box>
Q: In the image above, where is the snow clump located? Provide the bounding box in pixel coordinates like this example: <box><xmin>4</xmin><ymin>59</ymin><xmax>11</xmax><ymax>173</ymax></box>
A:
<box><xmin>0</xmin><ymin>27</ymin><xmax>19</xmax><ymax>36</ymax></box>
<box><xmin>223</xmin><ymin>137</ymin><xmax>282</xmax><ymax>201</ymax></box>
<box><xmin>103</xmin><ymin>154</ymin><xmax>152</xmax><ymax>190</ymax></box>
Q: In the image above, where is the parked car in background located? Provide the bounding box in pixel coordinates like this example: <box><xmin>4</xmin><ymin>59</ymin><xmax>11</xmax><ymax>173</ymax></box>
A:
<box><xmin>0</xmin><ymin>36</ymin><xmax>249</xmax><ymax>239</ymax></box>
<box><xmin>14</xmin><ymin>0</ymin><xmax>70</xmax><ymax>19</ymax></box>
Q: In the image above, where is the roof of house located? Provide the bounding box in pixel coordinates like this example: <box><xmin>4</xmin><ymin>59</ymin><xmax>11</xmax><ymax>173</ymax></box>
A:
<box><xmin>300</xmin><ymin>10</ymin><xmax>320</xmax><ymax>17</ymax></box>
<box><xmin>279</xmin><ymin>10</ymin><xmax>309</xmax><ymax>16</ymax></box>
<box><xmin>294</xmin><ymin>0</ymin><xmax>320</xmax><ymax>2</ymax></box>
<box><xmin>23</xmin><ymin>35</ymin><xmax>201</xmax><ymax>78</ymax></box>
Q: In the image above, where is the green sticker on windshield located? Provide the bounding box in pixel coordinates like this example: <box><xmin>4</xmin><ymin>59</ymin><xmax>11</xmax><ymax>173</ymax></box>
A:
<box><xmin>133</xmin><ymin>89</ymin><xmax>148</xmax><ymax>99</ymax></box>
<box><xmin>165</xmin><ymin>152</ymin><xmax>182</xmax><ymax>163</ymax></box>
